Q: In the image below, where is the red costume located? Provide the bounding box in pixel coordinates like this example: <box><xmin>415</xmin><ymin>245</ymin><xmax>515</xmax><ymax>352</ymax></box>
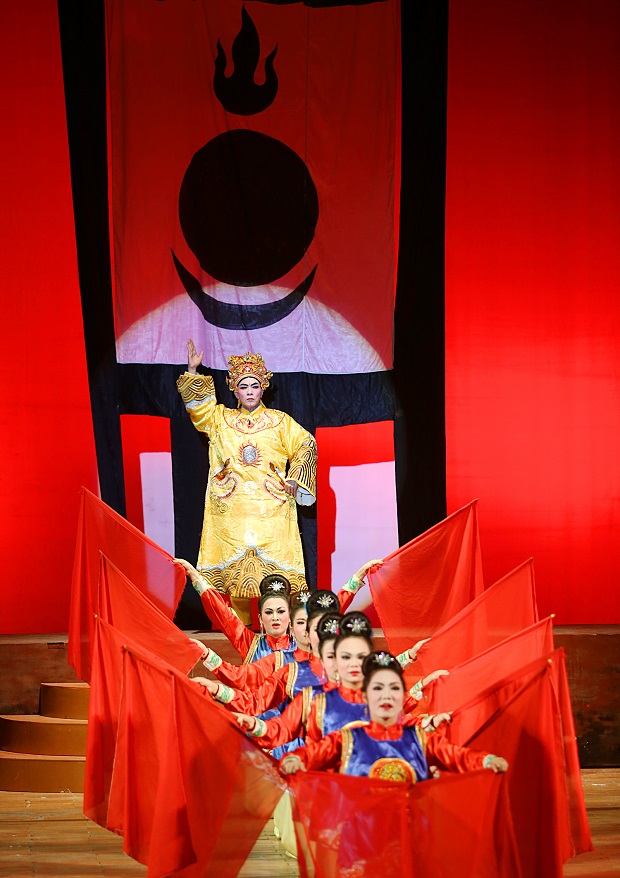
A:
<box><xmin>199</xmin><ymin>582</ymin><xmax>358</xmax><ymax>661</ymax></box>
<box><xmin>285</xmin><ymin>718</ymin><xmax>494</xmax><ymax>778</ymax></box>
<box><xmin>227</xmin><ymin>652</ymin><xmax>325</xmax><ymax>714</ymax></box>
<box><xmin>206</xmin><ymin>645</ymin><xmax>311</xmax><ymax>689</ymax></box>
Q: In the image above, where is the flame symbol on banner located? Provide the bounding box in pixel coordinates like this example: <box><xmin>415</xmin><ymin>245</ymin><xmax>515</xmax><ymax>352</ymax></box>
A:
<box><xmin>214</xmin><ymin>6</ymin><xmax>278</xmax><ymax>116</ymax></box>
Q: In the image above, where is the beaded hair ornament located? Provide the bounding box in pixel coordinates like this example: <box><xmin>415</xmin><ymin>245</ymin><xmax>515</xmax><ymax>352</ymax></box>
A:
<box><xmin>339</xmin><ymin>612</ymin><xmax>372</xmax><ymax>638</ymax></box>
<box><xmin>317</xmin><ymin>613</ymin><xmax>343</xmax><ymax>639</ymax></box>
<box><xmin>362</xmin><ymin>651</ymin><xmax>403</xmax><ymax>677</ymax></box>
<box><xmin>259</xmin><ymin>574</ymin><xmax>291</xmax><ymax>597</ymax></box>
<box><xmin>305</xmin><ymin>590</ymin><xmax>340</xmax><ymax>618</ymax></box>
<box><xmin>227</xmin><ymin>352</ymin><xmax>273</xmax><ymax>390</ymax></box>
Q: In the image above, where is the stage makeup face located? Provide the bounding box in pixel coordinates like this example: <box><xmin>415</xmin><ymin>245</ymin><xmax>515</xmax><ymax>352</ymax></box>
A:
<box><xmin>235</xmin><ymin>377</ymin><xmax>263</xmax><ymax>411</ymax></box>
<box><xmin>292</xmin><ymin>606</ymin><xmax>310</xmax><ymax>648</ymax></box>
<box><xmin>364</xmin><ymin>668</ymin><xmax>405</xmax><ymax>725</ymax></box>
<box><xmin>319</xmin><ymin>640</ymin><xmax>338</xmax><ymax>683</ymax></box>
<box><xmin>307</xmin><ymin>615</ymin><xmax>323</xmax><ymax>655</ymax></box>
<box><xmin>336</xmin><ymin>636</ymin><xmax>371</xmax><ymax>687</ymax></box>
<box><xmin>260</xmin><ymin>596</ymin><xmax>290</xmax><ymax>636</ymax></box>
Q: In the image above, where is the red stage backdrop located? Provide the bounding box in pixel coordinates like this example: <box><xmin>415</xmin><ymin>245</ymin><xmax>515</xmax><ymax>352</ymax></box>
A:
<box><xmin>0</xmin><ymin>1</ymin><xmax>98</xmax><ymax>634</ymax></box>
<box><xmin>107</xmin><ymin>0</ymin><xmax>400</xmax><ymax>374</ymax></box>
<box><xmin>445</xmin><ymin>0</ymin><xmax>620</xmax><ymax>622</ymax></box>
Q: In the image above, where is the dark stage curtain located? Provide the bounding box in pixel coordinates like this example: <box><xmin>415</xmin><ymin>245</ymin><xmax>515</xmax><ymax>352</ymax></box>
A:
<box><xmin>58</xmin><ymin>0</ymin><xmax>449</xmax><ymax>628</ymax></box>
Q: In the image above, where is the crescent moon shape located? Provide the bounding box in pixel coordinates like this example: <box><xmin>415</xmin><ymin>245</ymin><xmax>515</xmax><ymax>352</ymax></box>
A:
<box><xmin>172</xmin><ymin>250</ymin><xmax>317</xmax><ymax>330</ymax></box>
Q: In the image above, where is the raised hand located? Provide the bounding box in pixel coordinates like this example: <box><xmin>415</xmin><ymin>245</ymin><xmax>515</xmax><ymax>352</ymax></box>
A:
<box><xmin>174</xmin><ymin>558</ymin><xmax>202</xmax><ymax>584</ymax></box>
<box><xmin>420</xmin><ymin>668</ymin><xmax>449</xmax><ymax>688</ymax></box>
<box><xmin>354</xmin><ymin>558</ymin><xmax>384</xmax><ymax>582</ymax></box>
<box><xmin>408</xmin><ymin>637</ymin><xmax>431</xmax><ymax>661</ymax></box>
<box><xmin>187</xmin><ymin>338</ymin><xmax>204</xmax><ymax>374</ymax></box>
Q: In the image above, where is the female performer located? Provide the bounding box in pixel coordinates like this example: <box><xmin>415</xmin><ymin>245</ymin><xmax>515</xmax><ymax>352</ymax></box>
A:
<box><xmin>177</xmin><ymin>557</ymin><xmax>381</xmax><ymax>666</ymax></box>
<box><xmin>278</xmin><ymin>652</ymin><xmax>507</xmax><ymax>875</ymax></box>
<box><xmin>177</xmin><ymin>341</ymin><xmax>317</xmax><ymax>622</ymax></box>
<box><xmin>202</xmin><ymin>606</ymin><xmax>344</xmax><ymax>714</ymax></box>
<box><xmin>235</xmin><ymin>613</ymin><xmax>440</xmax><ymax>749</ymax></box>
<box><xmin>280</xmin><ymin>651</ymin><xmax>508</xmax><ymax>781</ymax></box>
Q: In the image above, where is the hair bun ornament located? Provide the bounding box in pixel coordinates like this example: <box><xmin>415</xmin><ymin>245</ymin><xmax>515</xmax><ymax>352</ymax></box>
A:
<box><xmin>362</xmin><ymin>651</ymin><xmax>401</xmax><ymax>676</ymax></box>
<box><xmin>297</xmin><ymin>592</ymin><xmax>311</xmax><ymax>604</ymax></box>
<box><xmin>340</xmin><ymin>612</ymin><xmax>372</xmax><ymax>638</ymax></box>
<box><xmin>317</xmin><ymin>612</ymin><xmax>343</xmax><ymax>640</ymax></box>
<box><xmin>305</xmin><ymin>589</ymin><xmax>340</xmax><ymax>617</ymax></box>
<box><xmin>259</xmin><ymin>573</ymin><xmax>291</xmax><ymax>597</ymax></box>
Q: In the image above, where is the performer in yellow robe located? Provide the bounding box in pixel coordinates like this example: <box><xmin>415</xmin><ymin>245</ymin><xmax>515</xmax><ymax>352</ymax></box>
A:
<box><xmin>177</xmin><ymin>341</ymin><xmax>317</xmax><ymax>604</ymax></box>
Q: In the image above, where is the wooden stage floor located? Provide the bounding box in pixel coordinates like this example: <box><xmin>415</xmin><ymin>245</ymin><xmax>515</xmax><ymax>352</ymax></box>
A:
<box><xmin>0</xmin><ymin>769</ymin><xmax>617</xmax><ymax>877</ymax></box>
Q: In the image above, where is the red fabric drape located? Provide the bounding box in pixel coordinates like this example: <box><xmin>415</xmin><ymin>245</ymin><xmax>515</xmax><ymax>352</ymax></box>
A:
<box><xmin>425</xmin><ymin>616</ymin><xmax>554</xmax><ymax>714</ymax></box>
<box><xmin>83</xmin><ymin>617</ymin><xmax>125</xmax><ymax>827</ymax></box>
<box><xmin>68</xmin><ymin>487</ymin><xmax>186</xmax><ymax>681</ymax></box>
<box><xmin>368</xmin><ymin>501</ymin><xmax>483</xmax><ymax>651</ymax></box>
<box><xmin>83</xmin><ymin>617</ymin><xmax>176</xmax><ymax>830</ymax></box>
<box><xmin>105</xmin><ymin>644</ymin><xmax>283</xmax><ymax>876</ymax></box>
<box><xmin>413</xmin><ymin>558</ymin><xmax>537</xmax><ymax>682</ymax></box>
<box><xmin>549</xmin><ymin>651</ymin><xmax>592</xmax><ymax>856</ymax></box>
<box><xmin>107</xmin><ymin>0</ymin><xmax>400</xmax><ymax>374</ymax></box>
<box><xmin>98</xmin><ymin>554</ymin><xmax>202</xmax><ymax>674</ymax></box>
<box><xmin>106</xmin><ymin>646</ymin><xmax>179</xmax><ymax>861</ymax></box>
<box><xmin>448</xmin><ymin>650</ymin><xmax>592</xmax><ymax>876</ymax></box>
<box><xmin>149</xmin><ymin>671</ymin><xmax>284</xmax><ymax>878</ymax></box>
<box><xmin>290</xmin><ymin>769</ymin><xmax>520</xmax><ymax>878</ymax></box>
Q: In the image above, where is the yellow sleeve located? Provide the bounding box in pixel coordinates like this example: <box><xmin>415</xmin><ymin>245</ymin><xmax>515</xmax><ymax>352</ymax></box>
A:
<box><xmin>282</xmin><ymin>416</ymin><xmax>317</xmax><ymax>499</ymax></box>
<box><xmin>176</xmin><ymin>372</ymin><xmax>218</xmax><ymax>436</ymax></box>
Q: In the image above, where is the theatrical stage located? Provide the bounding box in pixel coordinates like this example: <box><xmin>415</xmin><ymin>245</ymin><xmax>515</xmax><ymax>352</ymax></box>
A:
<box><xmin>2</xmin><ymin>0</ymin><xmax>620</xmax><ymax>876</ymax></box>
<box><xmin>0</xmin><ymin>770</ymin><xmax>617</xmax><ymax>878</ymax></box>
<box><xmin>0</xmin><ymin>625</ymin><xmax>618</xmax><ymax>875</ymax></box>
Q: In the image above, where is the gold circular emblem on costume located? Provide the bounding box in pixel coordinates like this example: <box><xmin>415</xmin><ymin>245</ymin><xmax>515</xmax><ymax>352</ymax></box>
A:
<box><xmin>368</xmin><ymin>758</ymin><xmax>416</xmax><ymax>784</ymax></box>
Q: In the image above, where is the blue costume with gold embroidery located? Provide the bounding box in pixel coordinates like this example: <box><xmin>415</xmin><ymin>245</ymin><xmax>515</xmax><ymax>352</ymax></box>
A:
<box><xmin>340</xmin><ymin>725</ymin><xmax>430</xmax><ymax>782</ymax></box>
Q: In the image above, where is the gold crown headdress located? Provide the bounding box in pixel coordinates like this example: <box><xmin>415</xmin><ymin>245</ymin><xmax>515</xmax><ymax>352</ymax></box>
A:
<box><xmin>227</xmin><ymin>352</ymin><xmax>273</xmax><ymax>390</ymax></box>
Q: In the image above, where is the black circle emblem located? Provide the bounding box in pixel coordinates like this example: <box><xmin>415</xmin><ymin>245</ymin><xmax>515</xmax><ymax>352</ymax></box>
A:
<box><xmin>179</xmin><ymin>129</ymin><xmax>319</xmax><ymax>287</ymax></box>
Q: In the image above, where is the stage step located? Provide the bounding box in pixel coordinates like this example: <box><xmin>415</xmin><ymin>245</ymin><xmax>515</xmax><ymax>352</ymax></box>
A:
<box><xmin>0</xmin><ymin>682</ymin><xmax>89</xmax><ymax>792</ymax></box>
<box><xmin>39</xmin><ymin>682</ymin><xmax>90</xmax><ymax>720</ymax></box>
<box><xmin>0</xmin><ymin>714</ymin><xmax>87</xmax><ymax>756</ymax></box>
<box><xmin>0</xmin><ymin>750</ymin><xmax>84</xmax><ymax>793</ymax></box>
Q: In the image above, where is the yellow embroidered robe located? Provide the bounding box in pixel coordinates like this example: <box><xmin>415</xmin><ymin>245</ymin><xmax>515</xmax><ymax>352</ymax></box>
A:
<box><xmin>177</xmin><ymin>372</ymin><xmax>317</xmax><ymax>598</ymax></box>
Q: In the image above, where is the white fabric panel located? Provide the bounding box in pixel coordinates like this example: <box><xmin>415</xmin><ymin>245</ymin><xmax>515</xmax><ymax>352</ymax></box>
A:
<box><xmin>329</xmin><ymin>461</ymin><xmax>399</xmax><ymax>610</ymax></box>
<box><xmin>140</xmin><ymin>452</ymin><xmax>175</xmax><ymax>557</ymax></box>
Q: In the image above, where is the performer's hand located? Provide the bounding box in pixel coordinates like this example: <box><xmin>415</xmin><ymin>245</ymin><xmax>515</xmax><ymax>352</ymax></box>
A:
<box><xmin>487</xmin><ymin>756</ymin><xmax>509</xmax><ymax>774</ymax></box>
<box><xmin>187</xmin><ymin>338</ymin><xmax>203</xmax><ymax>374</ymax></box>
<box><xmin>430</xmin><ymin>712</ymin><xmax>452</xmax><ymax>730</ymax></box>
<box><xmin>234</xmin><ymin>713</ymin><xmax>257</xmax><ymax>732</ymax></box>
<box><xmin>175</xmin><ymin>557</ymin><xmax>197</xmax><ymax>575</ymax></box>
<box><xmin>429</xmin><ymin>766</ymin><xmax>441</xmax><ymax>779</ymax></box>
<box><xmin>354</xmin><ymin>559</ymin><xmax>384</xmax><ymax>582</ymax></box>
<box><xmin>280</xmin><ymin>755</ymin><xmax>305</xmax><ymax>776</ymax></box>
<box><xmin>284</xmin><ymin>479</ymin><xmax>298</xmax><ymax>498</ymax></box>
<box><xmin>408</xmin><ymin>637</ymin><xmax>431</xmax><ymax>661</ymax></box>
<box><xmin>188</xmin><ymin>637</ymin><xmax>209</xmax><ymax>661</ymax></box>
<box><xmin>191</xmin><ymin>676</ymin><xmax>218</xmax><ymax>696</ymax></box>
<box><xmin>174</xmin><ymin>557</ymin><xmax>206</xmax><ymax>588</ymax></box>
<box><xmin>421</xmin><ymin>669</ymin><xmax>449</xmax><ymax>688</ymax></box>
